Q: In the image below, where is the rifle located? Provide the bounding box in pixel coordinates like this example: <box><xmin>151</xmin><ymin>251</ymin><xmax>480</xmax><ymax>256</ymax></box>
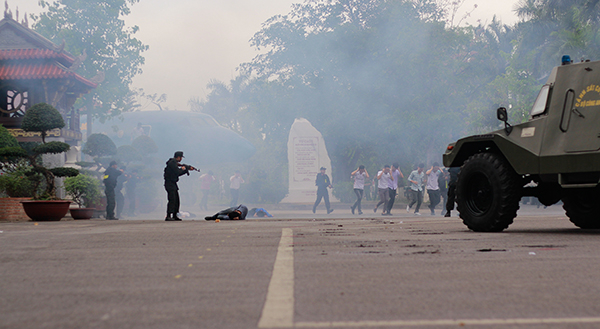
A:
<box><xmin>178</xmin><ymin>163</ymin><xmax>200</xmax><ymax>173</ymax></box>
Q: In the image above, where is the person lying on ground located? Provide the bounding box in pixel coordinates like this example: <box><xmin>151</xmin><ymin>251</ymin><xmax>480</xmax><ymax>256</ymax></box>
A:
<box><xmin>205</xmin><ymin>204</ymin><xmax>248</xmax><ymax>220</ymax></box>
<box><xmin>248</xmin><ymin>207</ymin><xmax>273</xmax><ymax>217</ymax></box>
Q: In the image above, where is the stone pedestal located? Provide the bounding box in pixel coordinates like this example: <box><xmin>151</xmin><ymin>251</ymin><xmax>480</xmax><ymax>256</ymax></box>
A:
<box><xmin>282</xmin><ymin>118</ymin><xmax>337</xmax><ymax>203</ymax></box>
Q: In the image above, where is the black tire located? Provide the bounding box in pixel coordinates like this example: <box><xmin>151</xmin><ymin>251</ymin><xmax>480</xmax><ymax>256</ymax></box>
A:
<box><xmin>562</xmin><ymin>188</ymin><xmax>600</xmax><ymax>229</ymax></box>
<box><xmin>456</xmin><ymin>153</ymin><xmax>521</xmax><ymax>232</ymax></box>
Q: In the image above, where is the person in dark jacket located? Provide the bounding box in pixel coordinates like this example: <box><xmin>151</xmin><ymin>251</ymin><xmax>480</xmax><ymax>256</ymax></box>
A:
<box><xmin>164</xmin><ymin>151</ymin><xmax>194</xmax><ymax>221</ymax></box>
<box><xmin>204</xmin><ymin>204</ymin><xmax>249</xmax><ymax>220</ymax></box>
<box><xmin>439</xmin><ymin>168</ymin><xmax>449</xmax><ymax>215</ymax></box>
<box><xmin>445</xmin><ymin>167</ymin><xmax>460</xmax><ymax>217</ymax></box>
<box><xmin>103</xmin><ymin>161</ymin><xmax>122</xmax><ymax>220</ymax></box>
<box><xmin>313</xmin><ymin>167</ymin><xmax>334</xmax><ymax>214</ymax></box>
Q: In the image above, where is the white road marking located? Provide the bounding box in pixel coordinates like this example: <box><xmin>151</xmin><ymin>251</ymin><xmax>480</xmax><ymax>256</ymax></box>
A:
<box><xmin>257</xmin><ymin>228</ymin><xmax>598</xmax><ymax>328</ymax></box>
<box><xmin>294</xmin><ymin>317</ymin><xmax>600</xmax><ymax>327</ymax></box>
<box><xmin>258</xmin><ymin>228</ymin><xmax>295</xmax><ymax>328</ymax></box>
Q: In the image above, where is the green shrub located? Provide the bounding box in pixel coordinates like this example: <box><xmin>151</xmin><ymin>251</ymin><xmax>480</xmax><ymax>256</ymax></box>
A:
<box><xmin>0</xmin><ymin>125</ymin><xmax>21</xmax><ymax>171</ymax></box>
<box><xmin>0</xmin><ymin>165</ymin><xmax>42</xmax><ymax>197</ymax></box>
<box><xmin>0</xmin><ymin>124</ymin><xmax>18</xmax><ymax>148</ymax></box>
<box><xmin>64</xmin><ymin>174</ymin><xmax>103</xmax><ymax>208</ymax></box>
<box><xmin>0</xmin><ymin>146</ymin><xmax>28</xmax><ymax>158</ymax></box>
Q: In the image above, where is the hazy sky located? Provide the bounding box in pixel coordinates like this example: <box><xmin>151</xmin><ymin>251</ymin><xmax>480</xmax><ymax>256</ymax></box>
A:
<box><xmin>16</xmin><ymin>0</ymin><xmax>521</xmax><ymax>111</ymax></box>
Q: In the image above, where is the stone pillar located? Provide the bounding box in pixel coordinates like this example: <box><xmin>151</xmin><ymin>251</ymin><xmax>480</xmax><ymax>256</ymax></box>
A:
<box><xmin>281</xmin><ymin>118</ymin><xmax>337</xmax><ymax>203</ymax></box>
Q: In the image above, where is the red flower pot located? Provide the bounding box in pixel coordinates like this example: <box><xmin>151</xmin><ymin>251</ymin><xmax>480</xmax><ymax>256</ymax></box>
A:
<box><xmin>69</xmin><ymin>208</ymin><xmax>95</xmax><ymax>220</ymax></box>
<box><xmin>21</xmin><ymin>200</ymin><xmax>71</xmax><ymax>221</ymax></box>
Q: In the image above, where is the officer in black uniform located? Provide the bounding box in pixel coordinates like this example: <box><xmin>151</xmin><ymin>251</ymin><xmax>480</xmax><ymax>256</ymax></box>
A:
<box><xmin>445</xmin><ymin>167</ymin><xmax>460</xmax><ymax>217</ymax></box>
<box><xmin>164</xmin><ymin>151</ymin><xmax>194</xmax><ymax>221</ymax></box>
<box><xmin>313</xmin><ymin>167</ymin><xmax>334</xmax><ymax>214</ymax></box>
<box><xmin>104</xmin><ymin>161</ymin><xmax>122</xmax><ymax>220</ymax></box>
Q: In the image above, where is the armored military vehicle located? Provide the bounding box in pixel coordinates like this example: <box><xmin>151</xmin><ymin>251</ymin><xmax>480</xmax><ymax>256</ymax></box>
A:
<box><xmin>443</xmin><ymin>56</ymin><xmax>600</xmax><ymax>231</ymax></box>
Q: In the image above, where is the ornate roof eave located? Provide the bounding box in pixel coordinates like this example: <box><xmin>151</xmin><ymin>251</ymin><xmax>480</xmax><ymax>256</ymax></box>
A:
<box><xmin>0</xmin><ymin>48</ymin><xmax>74</xmax><ymax>63</ymax></box>
<box><xmin>0</xmin><ymin>62</ymin><xmax>98</xmax><ymax>89</ymax></box>
<box><xmin>0</xmin><ymin>14</ymin><xmax>76</xmax><ymax>65</ymax></box>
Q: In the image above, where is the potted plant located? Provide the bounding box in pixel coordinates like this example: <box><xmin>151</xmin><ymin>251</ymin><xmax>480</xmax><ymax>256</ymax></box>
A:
<box><xmin>0</xmin><ymin>103</ymin><xmax>78</xmax><ymax>221</ymax></box>
<box><xmin>0</xmin><ymin>125</ymin><xmax>42</xmax><ymax>221</ymax></box>
<box><xmin>64</xmin><ymin>174</ymin><xmax>102</xmax><ymax>219</ymax></box>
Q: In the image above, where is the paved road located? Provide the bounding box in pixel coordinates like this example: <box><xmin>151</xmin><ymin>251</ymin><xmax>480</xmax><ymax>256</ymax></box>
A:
<box><xmin>2</xmin><ymin>206</ymin><xmax>600</xmax><ymax>329</ymax></box>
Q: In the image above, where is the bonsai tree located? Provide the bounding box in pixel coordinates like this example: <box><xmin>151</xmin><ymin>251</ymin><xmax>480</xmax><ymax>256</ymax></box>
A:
<box><xmin>0</xmin><ymin>124</ymin><xmax>19</xmax><ymax>172</ymax></box>
<box><xmin>0</xmin><ymin>163</ymin><xmax>44</xmax><ymax>197</ymax></box>
<box><xmin>0</xmin><ymin>124</ymin><xmax>18</xmax><ymax>148</ymax></box>
<box><xmin>82</xmin><ymin>133</ymin><xmax>117</xmax><ymax>170</ymax></box>
<box><xmin>116</xmin><ymin>144</ymin><xmax>142</xmax><ymax>165</ymax></box>
<box><xmin>0</xmin><ymin>103</ymin><xmax>78</xmax><ymax>199</ymax></box>
<box><xmin>21</xmin><ymin>103</ymin><xmax>66</xmax><ymax>143</ymax></box>
<box><xmin>131</xmin><ymin>135</ymin><xmax>158</xmax><ymax>156</ymax></box>
<box><xmin>0</xmin><ymin>124</ymin><xmax>43</xmax><ymax>197</ymax></box>
<box><xmin>64</xmin><ymin>174</ymin><xmax>102</xmax><ymax>208</ymax></box>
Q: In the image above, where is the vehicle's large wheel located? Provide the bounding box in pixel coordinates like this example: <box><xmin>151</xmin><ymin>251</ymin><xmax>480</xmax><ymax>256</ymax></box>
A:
<box><xmin>562</xmin><ymin>188</ymin><xmax>600</xmax><ymax>229</ymax></box>
<box><xmin>456</xmin><ymin>153</ymin><xmax>521</xmax><ymax>232</ymax></box>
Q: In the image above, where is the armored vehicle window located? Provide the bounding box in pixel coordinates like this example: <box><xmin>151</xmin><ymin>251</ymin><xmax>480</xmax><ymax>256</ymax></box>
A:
<box><xmin>560</xmin><ymin>89</ymin><xmax>575</xmax><ymax>132</ymax></box>
<box><xmin>531</xmin><ymin>84</ymin><xmax>551</xmax><ymax>116</ymax></box>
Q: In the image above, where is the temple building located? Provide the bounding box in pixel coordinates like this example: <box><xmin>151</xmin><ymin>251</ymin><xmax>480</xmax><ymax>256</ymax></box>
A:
<box><xmin>0</xmin><ymin>8</ymin><xmax>97</xmax><ymax>144</ymax></box>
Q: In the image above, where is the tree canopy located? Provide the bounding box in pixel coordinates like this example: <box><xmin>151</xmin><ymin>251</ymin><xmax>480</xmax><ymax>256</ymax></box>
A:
<box><xmin>21</xmin><ymin>103</ymin><xmax>65</xmax><ymax>143</ymax></box>
<box><xmin>32</xmin><ymin>0</ymin><xmax>148</xmax><ymax>122</ymax></box>
<box><xmin>193</xmin><ymin>0</ymin><xmax>492</xmax><ymax>185</ymax></box>
<box><xmin>83</xmin><ymin>133</ymin><xmax>117</xmax><ymax>158</ymax></box>
<box><xmin>189</xmin><ymin>0</ymin><xmax>600</xmax><ymax>200</ymax></box>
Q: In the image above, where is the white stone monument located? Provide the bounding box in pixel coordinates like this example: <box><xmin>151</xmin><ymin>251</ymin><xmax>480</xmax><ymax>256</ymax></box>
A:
<box><xmin>282</xmin><ymin>118</ymin><xmax>337</xmax><ymax>203</ymax></box>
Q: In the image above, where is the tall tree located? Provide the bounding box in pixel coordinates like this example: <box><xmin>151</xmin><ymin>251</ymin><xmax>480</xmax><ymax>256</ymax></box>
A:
<box><xmin>465</xmin><ymin>0</ymin><xmax>600</xmax><ymax>133</ymax></box>
<box><xmin>32</xmin><ymin>0</ymin><xmax>148</xmax><ymax>126</ymax></box>
<box><xmin>513</xmin><ymin>0</ymin><xmax>600</xmax><ymax>78</ymax></box>
<box><xmin>239</xmin><ymin>0</ymin><xmax>484</xmax><ymax>183</ymax></box>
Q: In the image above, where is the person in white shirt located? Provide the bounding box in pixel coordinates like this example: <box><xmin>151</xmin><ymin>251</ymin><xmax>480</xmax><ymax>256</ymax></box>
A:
<box><xmin>374</xmin><ymin>165</ymin><xmax>393</xmax><ymax>215</ymax></box>
<box><xmin>386</xmin><ymin>162</ymin><xmax>404</xmax><ymax>215</ymax></box>
<box><xmin>426</xmin><ymin>162</ymin><xmax>442</xmax><ymax>215</ymax></box>
<box><xmin>350</xmin><ymin>165</ymin><xmax>369</xmax><ymax>215</ymax></box>
<box><xmin>229</xmin><ymin>171</ymin><xmax>244</xmax><ymax>207</ymax></box>
<box><xmin>199</xmin><ymin>171</ymin><xmax>215</xmax><ymax>210</ymax></box>
<box><xmin>407</xmin><ymin>163</ymin><xmax>425</xmax><ymax>215</ymax></box>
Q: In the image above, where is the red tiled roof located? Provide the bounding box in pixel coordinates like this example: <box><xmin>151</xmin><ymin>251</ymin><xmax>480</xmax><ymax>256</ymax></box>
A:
<box><xmin>0</xmin><ymin>63</ymin><xmax>97</xmax><ymax>88</ymax></box>
<box><xmin>0</xmin><ymin>49</ymin><xmax>74</xmax><ymax>63</ymax></box>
